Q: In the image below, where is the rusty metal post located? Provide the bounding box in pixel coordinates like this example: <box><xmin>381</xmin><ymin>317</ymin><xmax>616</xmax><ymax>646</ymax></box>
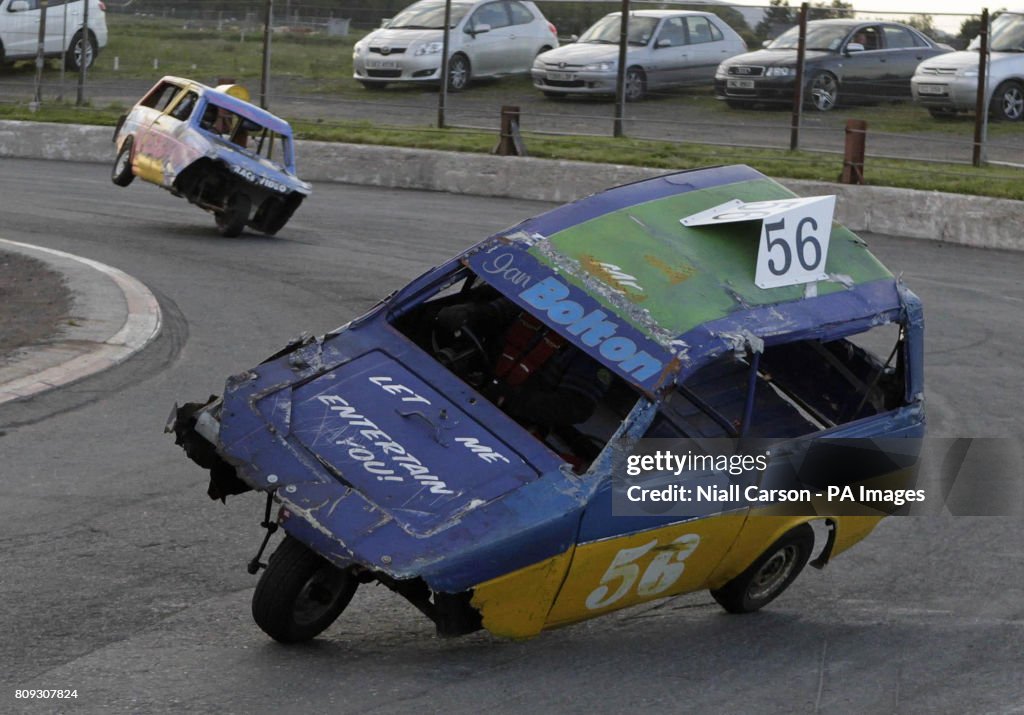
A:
<box><xmin>437</xmin><ymin>0</ymin><xmax>452</xmax><ymax>128</ymax></box>
<box><xmin>612</xmin><ymin>0</ymin><xmax>630</xmax><ymax>138</ymax></box>
<box><xmin>789</xmin><ymin>2</ymin><xmax>809</xmax><ymax>151</ymax></box>
<box><xmin>75</xmin><ymin>0</ymin><xmax>89</xmax><ymax>105</ymax></box>
<box><xmin>31</xmin><ymin>0</ymin><xmax>48</xmax><ymax>110</ymax></box>
<box><xmin>493</xmin><ymin>106</ymin><xmax>526</xmax><ymax>156</ymax></box>
<box><xmin>260</xmin><ymin>0</ymin><xmax>273</xmax><ymax>108</ymax></box>
<box><xmin>972</xmin><ymin>8</ymin><xmax>990</xmax><ymax>167</ymax></box>
<box><xmin>840</xmin><ymin>119</ymin><xmax>867</xmax><ymax>184</ymax></box>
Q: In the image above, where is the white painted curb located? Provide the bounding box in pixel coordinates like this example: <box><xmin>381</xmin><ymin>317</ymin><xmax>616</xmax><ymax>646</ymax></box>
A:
<box><xmin>0</xmin><ymin>238</ymin><xmax>162</xmax><ymax>404</ymax></box>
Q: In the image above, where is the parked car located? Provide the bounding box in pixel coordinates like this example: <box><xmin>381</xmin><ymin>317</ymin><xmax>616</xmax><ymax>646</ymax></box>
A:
<box><xmin>111</xmin><ymin>77</ymin><xmax>311</xmax><ymax>237</ymax></box>
<box><xmin>912</xmin><ymin>10</ymin><xmax>1024</xmax><ymax>121</ymax></box>
<box><xmin>531</xmin><ymin>10</ymin><xmax>746</xmax><ymax>101</ymax></box>
<box><xmin>715</xmin><ymin>19</ymin><xmax>951</xmax><ymax>111</ymax></box>
<box><xmin>170</xmin><ymin>164</ymin><xmax>925</xmax><ymax>644</ymax></box>
<box><xmin>0</xmin><ymin>0</ymin><xmax>107</xmax><ymax>70</ymax></box>
<box><xmin>352</xmin><ymin>0</ymin><xmax>558</xmax><ymax>91</ymax></box>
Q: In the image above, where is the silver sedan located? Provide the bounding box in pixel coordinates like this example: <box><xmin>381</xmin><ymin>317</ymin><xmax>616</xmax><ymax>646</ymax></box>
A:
<box><xmin>532</xmin><ymin>10</ymin><xmax>747</xmax><ymax>101</ymax></box>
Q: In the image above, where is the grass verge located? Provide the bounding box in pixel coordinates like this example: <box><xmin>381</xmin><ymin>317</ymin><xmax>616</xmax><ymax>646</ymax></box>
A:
<box><xmin>0</xmin><ymin>102</ymin><xmax>1020</xmax><ymax>201</ymax></box>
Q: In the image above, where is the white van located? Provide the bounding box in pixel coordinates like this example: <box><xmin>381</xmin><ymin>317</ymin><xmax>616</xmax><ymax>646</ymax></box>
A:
<box><xmin>0</xmin><ymin>0</ymin><xmax>108</xmax><ymax>70</ymax></box>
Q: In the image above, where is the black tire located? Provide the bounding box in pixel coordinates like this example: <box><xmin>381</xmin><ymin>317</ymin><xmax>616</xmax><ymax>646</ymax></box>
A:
<box><xmin>65</xmin><ymin>30</ymin><xmax>97</xmax><ymax>71</ymax></box>
<box><xmin>359</xmin><ymin>80</ymin><xmax>388</xmax><ymax>90</ymax></box>
<box><xmin>111</xmin><ymin>138</ymin><xmax>135</xmax><ymax>187</ymax></box>
<box><xmin>807</xmin><ymin>71</ymin><xmax>839</xmax><ymax>112</ymax></box>
<box><xmin>214</xmin><ymin>192</ymin><xmax>251</xmax><ymax>238</ymax></box>
<box><xmin>989</xmin><ymin>80</ymin><xmax>1024</xmax><ymax>122</ymax></box>
<box><xmin>624</xmin><ymin>67</ymin><xmax>646</xmax><ymax>102</ymax></box>
<box><xmin>447</xmin><ymin>54</ymin><xmax>471</xmax><ymax>92</ymax></box>
<box><xmin>928</xmin><ymin>107</ymin><xmax>958</xmax><ymax>119</ymax></box>
<box><xmin>711</xmin><ymin>523</ymin><xmax>814</xmax><ymax>614</ymax></box>
<box><xmin>251</xmin><ymin>536</ymin><xmax>359</xmax><ymax>643</ymax></box>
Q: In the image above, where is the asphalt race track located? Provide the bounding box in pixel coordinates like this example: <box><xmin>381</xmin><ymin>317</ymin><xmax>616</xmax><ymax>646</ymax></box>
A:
<box><xmin>1</xmin><ymin>158</ymin><xmax>1022</xmax><ymax>714</ymax></box>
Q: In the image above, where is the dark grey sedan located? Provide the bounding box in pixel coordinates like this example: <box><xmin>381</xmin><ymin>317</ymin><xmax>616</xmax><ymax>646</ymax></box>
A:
<box><xmin>714</xmin><ymin>19</ymin><xmax>951</xmax><ymax>111</ymax></box>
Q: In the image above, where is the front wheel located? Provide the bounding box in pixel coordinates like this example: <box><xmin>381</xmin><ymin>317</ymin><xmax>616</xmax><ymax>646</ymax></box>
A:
<box><xmin>990</xmin><ymin>80</ymin><xmax>1024</xmax><ymax>121</ymax></box>
<box><xmin>710</xmin><ymin>523</ymin><xmax>814</xmax><ymax>614</ymax></box>
<box><xmin>447</xmin><ymin>54</ymin><xmax>471</xmax><ymax>92</ymax></box>
<box><xmin>808</xmin><ymin>72</ymin><xmax>839</xmax><ymax>112</ymax></box>
<box><xmin>65</xmin><ymin>30</ymin><xmax>97</xmax><ymax>71</ymax></box>
<box><xmin>214</xmin><ymin>192</ymin><xmax>251</xmax><ymax>238</ymax></box>
<box><xmin>111</xmin><ymin>138</ymin><xmax>135</xmax><ymax>187</ymax></box>
<box><xmin>252</xmin><ymin>536</ymin><xmax>359</xmax><ymax>643</ymax></box>
<box><xmin>624</xmin><ymin>67</ymin><xmax>646</xmax><ymax>102</ymax></box>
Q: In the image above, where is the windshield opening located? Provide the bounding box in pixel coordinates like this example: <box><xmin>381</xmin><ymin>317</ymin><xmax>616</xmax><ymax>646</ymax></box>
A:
<box><xmin>199</xmin><ymin>102</ymin><xmax>292</xmax><ymax>170</ymax></box>
<box><xmin>390</xmin><ymin>269</ymin><xmax>642</xmax><ymax>474</ymax></box>
<box><xmin>990</xmin><ymin>13</ymin><xmax>1024</xmax><ymax>52</ymax></box>
<box><xmin>770</xmin><ymin>24</ymin><xmax>850</xmax><ymax>51</ymax></box>
<box><xmin>580</xmin><ymin>15</ymin><xmax>660</xmax><ymax>46</ymax></box>
<box><xmin>388</xmin><ymin>0</ymin><xmax>473</xmax><ymax>30</ymax></box>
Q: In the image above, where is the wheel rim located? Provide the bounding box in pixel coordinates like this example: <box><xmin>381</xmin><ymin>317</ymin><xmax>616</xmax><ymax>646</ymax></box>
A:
<box><xmin>1001</xmin><ymin>87</ymin><xmax>1024</xmax><ymax>120</ymax></box>
<box><xmin>292</xmin><ymin>567</ymin><xmax>351</xmax><ymax>627</ymax></box>
<box><xmin>449</xmin><ymin>58</ymin><xmax>468</xmax><ymax>89</ymax></box>
<box><xmin>114</xmin><ymin>150</ymin><xmax>129</xmax><ymax>177</ymax></box>
<box><xmin>625</xmin><ymin>71</ymin><xmax>643</xmax><ymax>101</ymax></box>
<box><xmin>74</xmin><ymin>38</ymin><xmax>93</xmax><ymax>69</ymax></box>
<box><xmin>746</xmin><ymin>544</ymin><xmax>798</xmax><ymax>602</ymax></box>
<box><xmin>811</xmin><ymin>74</ymin><xmax>837</xmax><ymax>111</ymax></box>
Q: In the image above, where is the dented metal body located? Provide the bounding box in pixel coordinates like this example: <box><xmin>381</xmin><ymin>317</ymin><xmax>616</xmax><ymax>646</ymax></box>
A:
<box><xmin>173</xmin><ymin>165</ymin><xmax>924</xmax><ymax>640</ymax></box>
<box><xmin>112</xmin><ymin>76</ymin><xmax>311</xmax><ymax>236</ymax></box>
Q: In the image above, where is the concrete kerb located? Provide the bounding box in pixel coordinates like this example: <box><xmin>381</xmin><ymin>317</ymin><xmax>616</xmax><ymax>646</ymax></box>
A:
<box><xmin>0</xmin><ymin>120</ymin><xmax>1020</xmax><ymax>252</ymax></box>
<box><xmin>0</xmin><ymin>238</ymin><xmax>162</xmax><ymax>405</ymax></box>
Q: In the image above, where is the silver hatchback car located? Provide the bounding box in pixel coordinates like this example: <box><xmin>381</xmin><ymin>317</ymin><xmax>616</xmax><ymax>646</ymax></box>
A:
<box><xmin>353</xmin><ymin>0</ymin><xmax>558</xmax><ymax>91</ymax></box>
<box><xmin>532</xmin><ymin>10</ymin><xmax>746</xmax><ymax>101</ymax></box>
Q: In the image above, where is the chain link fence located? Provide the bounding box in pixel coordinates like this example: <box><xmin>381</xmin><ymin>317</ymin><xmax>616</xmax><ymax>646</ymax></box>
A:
<box><xmin>2</xmin><ymin>0</ymin><xmax>1021</xmax><ymax>180</ymax></box>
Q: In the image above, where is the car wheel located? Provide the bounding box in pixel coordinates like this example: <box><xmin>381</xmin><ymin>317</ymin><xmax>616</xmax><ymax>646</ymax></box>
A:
<box><xmin>625</xmin><ymin>67</ymin><xmax>646</xmax><ymax>102</ymax></box>
<box><xmin>447</xmin><ymin>54</ymin><xmax>471</xmax><ymax>92</ymax></box>
<box><xmin>710</xmin><ymin>523</ymin><xmax>814</xmax><ymax>614</ymax></box>
<box><xmin>359</xmin><ymin>80</ymin><xmax>388</xmax><ymax>90</ymax></box>
<box><xmin>990</xmin><ymin>80</ymin><xmax>1024</xmax><ymax>122</ymax></box>
<box><xmin>214</xmin><ymin>192</ymin><xmax>251</xmax><ymax>238</ymax></box>
<box><xmin>808</xmin><ymin>72</ymin><xmax>839</xmax><ymax>112</ymax></box>
<box><xmin>928</xmin><ymin>107</ymin><xmax>958</xmax><ymax>119</ymax></box>
<box><xmin>251</xmin><ymin>536</ymin><xmax>359</xmax><ymax>644</ymax></box>
<box><xmin>111</xmin><ymin>138</ymin><xmax>135</xmax><ymax>187</ymax></box>
<box><xmin>64</xmin><ymin>30</ymin><xmax>97</xmax><ymax>71</ymax></box>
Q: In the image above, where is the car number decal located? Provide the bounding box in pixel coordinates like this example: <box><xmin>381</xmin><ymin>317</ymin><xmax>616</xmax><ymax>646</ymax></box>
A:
<box><xmin>585</xmin><ymin>533</ymin><xmax>700</xmax><ymax>610</ymax></box>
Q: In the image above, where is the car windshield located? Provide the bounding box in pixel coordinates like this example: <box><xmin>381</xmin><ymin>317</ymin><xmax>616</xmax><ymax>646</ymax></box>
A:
<box><xmin>199</xmin><ymin>101</ymin><xmax>293</xmax><ymax>170</ymax></box>
<box><xmin>990</xmin><ymin>13</ymin><xmax>1024</xmax><ymax>52</ymax></box>
<box><xmin>770</xmin><ymin>24</ymin><xmax>850</xmax><ymax>51</ymax></box>
<box><xmin>579</xmin><ymin>15</ymin><xmax>660</xmax><ymax>46</ymax></box>
<box><xmin>388</xmin><ymin>0</ymin><xmax>473</xmax><ymax>29</ymax></box>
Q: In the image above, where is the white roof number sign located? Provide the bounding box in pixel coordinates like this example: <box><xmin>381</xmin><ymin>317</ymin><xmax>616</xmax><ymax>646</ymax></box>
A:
<box><xmin>680</xmin><ymin>195</ymin><xmax>837</xmax><ymax>289</ymax></box>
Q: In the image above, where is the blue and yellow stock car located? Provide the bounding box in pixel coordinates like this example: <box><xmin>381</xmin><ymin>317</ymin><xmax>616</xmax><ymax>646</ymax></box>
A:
<box><xmin>171</xmin><ymin>165</ymin><xmax>924</xmax><ymax>643</ymax></box>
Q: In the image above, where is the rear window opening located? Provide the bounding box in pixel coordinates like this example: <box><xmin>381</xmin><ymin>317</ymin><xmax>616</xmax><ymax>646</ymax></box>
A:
<box><xmin>650</xmin><ymin>322</ymin><xmax>907</xmax><ymax>440</ymax></box>
<box><xmin>391</xmin><ymin>269</ymin><xmax>642</xmax><ymax>473</ymax></box>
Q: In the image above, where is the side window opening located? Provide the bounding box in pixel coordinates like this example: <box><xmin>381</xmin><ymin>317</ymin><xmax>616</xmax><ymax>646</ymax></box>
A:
<box><xmin>391</xmin><ymin>270</ymin><xmax>642</xmax><ymax>473</ymax></box>
<box><xmin>167</xmin><ymin>91</ymin><xmax>199</xmax><ymax>121</ymax></box>
<box><xmin>652</xmin><ymin>322</ymin><xmax>906</xmax><ymax>440</ymax></box>
<box><xmin>140</xmin><ymin>82</ymin><xmax>181</xmax><ymax>111</ymax></box>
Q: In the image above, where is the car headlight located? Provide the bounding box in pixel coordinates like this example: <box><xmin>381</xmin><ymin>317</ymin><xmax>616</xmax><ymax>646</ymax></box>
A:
<box><xmin>959</xmin><ymin>69</ymin><xmax>979</xmax><ymax>78</ymax></box>
<box><xmin>354</xmin><ymin>41</ymin><xmax>365</xmax><ymax>54</ymax></box>
<box><xmin>765</xmin><ymin>66</ymin><xmax>796</xmax><ymax>78</ymax></box>
<box><xmin>715</xmin><ymin>66</ymin><xmax>729</xmax><ymax>79</ymax></box>
<box><xmin>414</xmin><ymin>41</ymin><xmax>443</xmax><ymax>56</ymax></box>
<box><xmin>582</xmin><ymin>61</ymin><xmax>615</xmax><ymax>72</ymax></box>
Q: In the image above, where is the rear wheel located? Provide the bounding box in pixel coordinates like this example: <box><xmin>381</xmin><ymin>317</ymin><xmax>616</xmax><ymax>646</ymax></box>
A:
<box><xmin>252</xmin><ymin>536</ymin><xmax>359</xmax><ymax>643</ymax></box>
<box><xmin>65</xmin><ymin>30</ymin><xmax>97</xmax><ymax>71</ymax></box>
<box><xmin>111</xmin><ymin>138</ymin><xmax>135</xmax><ymax>187</ymax></box>
<box><xmin>711</xmin><ymin>523</ymin><xmax>814</xmax><ymax>614</ymax></box>
<box><xmin>214</xmin><ymin>192</ymin><xmax>251</xmax><ymax>238</ymax></box>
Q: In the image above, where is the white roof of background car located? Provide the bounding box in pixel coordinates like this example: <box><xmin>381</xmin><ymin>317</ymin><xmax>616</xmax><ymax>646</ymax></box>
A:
<box><xmin>602</xmin><ymin>9</ymin><xmax>719</xmax><ymax>18</ymax></box>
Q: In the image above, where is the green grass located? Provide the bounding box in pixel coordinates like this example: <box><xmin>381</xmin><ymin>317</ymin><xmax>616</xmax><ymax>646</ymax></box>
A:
<box><xmin>1</xmin><ymin>101</ymin><xmax>1018</xmax><ymax>201</ymax></box>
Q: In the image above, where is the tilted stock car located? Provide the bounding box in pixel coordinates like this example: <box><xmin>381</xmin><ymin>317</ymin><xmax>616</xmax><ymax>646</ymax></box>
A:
<box><xmin>111</xmin><ymin>76</ymin><xmax>311</xmax><ymax>237</ymax></box>
<box><xmin>170</xmin><ymin>165</ymin><xmax>924</xmax><ymax>643</ymax></box>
